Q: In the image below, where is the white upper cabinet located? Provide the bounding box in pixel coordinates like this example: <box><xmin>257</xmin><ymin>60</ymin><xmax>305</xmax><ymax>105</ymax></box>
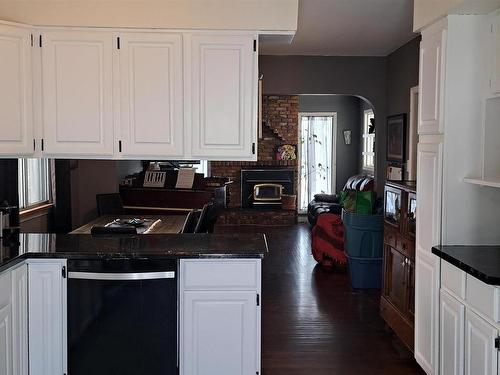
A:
<box><xmin>188</xmin><ymin>34</ymin><xmax>257</xmax><ymax>160</ymax></box>
<box><xmin>41</xmin><ymin>30</ymin><xmax>114</xmax><ymax>157</ymax></box>
<box><xmin>0</xmin><ymin>24</ymin><xmax>34</xmax><ymax>156</ymax></box>
<box><xmin>119</xmin><ymin>33</ymin><xmax>184</xmax><ymax>158</ymax></box>
<box><xmin>418</xmin><ymin>20</ymin><xmax>447</xmax><ymax>135</ymax></box>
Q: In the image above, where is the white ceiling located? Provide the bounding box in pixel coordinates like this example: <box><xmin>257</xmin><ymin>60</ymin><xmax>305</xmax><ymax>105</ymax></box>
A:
<box><xmin>260</xmin><ymin>0</ymin><xmax>417</xmax><ymax>56</ymax></box>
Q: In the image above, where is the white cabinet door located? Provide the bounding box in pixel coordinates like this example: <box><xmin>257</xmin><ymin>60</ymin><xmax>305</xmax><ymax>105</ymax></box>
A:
<box><xmin>11</xmin><ymin>265</ymin><xmax>28</xmax><ymax>375</ymax></box>
<box><xmin>188</xmin><ymin>34</ymin><xmax>256</xmax><ymax>160</ymax></box>
<box><xmin>418</xmin><ymin>20</ymin><xmax>447</xmax><ymax>135</ymax></box>
<box><xmin>416</xmin><ymin>140</ymin><xmax>443</xmax><ymax>255</ymax></box>
<box><xmin>440</xmin><ymin>289</ymin><xmax>465</xmax><ymax>375</ymax></box>
<box><xmin>415</xmin><ymin>250</ymin><xmax>441</xmax><ymax>374</ymax></box>
<box><xmin>490</xmin><ymin>15</ymin><xmax>500</xmax><ymax>95</ymax></box>
<box><xmin>182</xmin><ymin>290</ymin><xmax>258</xmax><ymax>375</ymax></box>
<box><xmin>28</xmin><ymin>261</ymin><xmax>67</xmax><ymax>375</ymax></box>
<box><xmin>0</xmin><ymin>24</ymin><xmax>34</xmax><ymax>156</ymax></box>
<box><xmin>119</xmin><ymin>33</ymin><xmax>184</xmax><ymax>158</ymax></box>
<box><xmin>41</xmin><ymin>30</ymin><xmax>114</xmax><ymax>157</ymax></box>
<box><xmin>0</xmin><ymin>272</ymin><xmax>12</xmax><ymax>375</ymax></box>
<box><xmin>465</xmin><ymin>310</ymin><xmax>498</xmax><ymax>375</ymax></box>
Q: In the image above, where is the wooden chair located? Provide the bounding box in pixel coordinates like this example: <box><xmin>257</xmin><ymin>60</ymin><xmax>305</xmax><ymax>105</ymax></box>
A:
<box><xmin>96</xmin><ymin>193</ymin><xmax>124</xmax><ymax>216</ymax></box>
<box><xmin>194</xmin><ymin>202</ymin><xmax>222</xmax><ymax>233</ymax></box>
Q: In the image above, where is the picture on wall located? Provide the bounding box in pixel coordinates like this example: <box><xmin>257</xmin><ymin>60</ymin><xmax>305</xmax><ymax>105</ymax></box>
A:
<box><xmin>386</xmin><ymin>114</ymin><xmax>406</xmax><ymax>163</ymax></box>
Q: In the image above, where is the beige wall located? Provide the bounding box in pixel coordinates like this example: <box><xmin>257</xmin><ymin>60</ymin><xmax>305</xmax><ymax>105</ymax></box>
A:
<box><xmin>0</xmin><ymin>0</ymin><xmax>298</xmax><ymax>31</ymax></box>
<box><xmin>414</xmin><ymin>0</ymin><xmax>500</xmax><ymax>31</ymax></box>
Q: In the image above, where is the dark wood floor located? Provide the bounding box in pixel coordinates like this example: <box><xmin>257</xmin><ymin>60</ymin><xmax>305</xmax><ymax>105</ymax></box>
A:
<box><xmin>219</xmin><ymin>224</ymin><xmax>425</xmax><ymax>375</ymax></box>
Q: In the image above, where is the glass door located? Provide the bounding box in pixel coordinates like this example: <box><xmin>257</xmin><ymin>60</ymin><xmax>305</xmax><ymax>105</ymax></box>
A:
<box><xmin>298</xmin><ymin>113</ymin><xmax>336</xmax><ymax>212</ymax></box>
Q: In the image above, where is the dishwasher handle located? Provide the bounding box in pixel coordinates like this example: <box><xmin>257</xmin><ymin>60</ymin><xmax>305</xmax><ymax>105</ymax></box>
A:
<box><xmin>68</xmin><ymin>271</ymin><xmax>175</xmax><ymax>281</ymax></box>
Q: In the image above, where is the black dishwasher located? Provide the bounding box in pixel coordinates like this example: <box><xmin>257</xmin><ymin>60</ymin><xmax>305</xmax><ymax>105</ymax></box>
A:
<box><xmin>67</xmin><ymin>259</ymin><xmax>177</xmax><ymax>375</ymax></box>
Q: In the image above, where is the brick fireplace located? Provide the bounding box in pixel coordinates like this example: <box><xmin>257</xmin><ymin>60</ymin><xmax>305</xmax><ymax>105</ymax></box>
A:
<box><xmin>211</xmin><ymin>95</ymin><xmax>299</xmax><ymax>226</ymax></box>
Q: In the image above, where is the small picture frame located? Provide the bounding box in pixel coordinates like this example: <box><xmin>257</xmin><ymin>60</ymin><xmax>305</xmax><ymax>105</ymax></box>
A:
<box><xmin>343</xmin><ymin>130</ymin><xmax>352</xmax><ymax>145</ymax></box>
<box><xmin>387</xmin><ymin>114</ymin><xmax>406</xmax><ymax>163</ymax></box>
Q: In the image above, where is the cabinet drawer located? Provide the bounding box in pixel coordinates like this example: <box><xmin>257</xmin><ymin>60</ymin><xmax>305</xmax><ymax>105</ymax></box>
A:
<box><xmin>466</xmin><ymin>275</ymin><xmax>500</xmax><ymax>323</ymax></box>
<box><xmin>441</xmin><ymin>261</ymin><xmax>466</xmax><ymax>300</ymax></box>
<box><xmin>181</xmin><ymin>259</ymin><xmax>260</xmax><ymax>290</ymax></box>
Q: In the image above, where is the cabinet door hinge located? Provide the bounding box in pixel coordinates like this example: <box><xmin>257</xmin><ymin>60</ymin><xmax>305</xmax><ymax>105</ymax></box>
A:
<box><xmin>39</xmin><ymin>34</ymin><xmax>42</xmax><ymax>48</ymax></box>
<box><xmin>62</xmin><ymin>266</ymin><xmax>66</xmax><ymax>279</ymax></box>
<box><xmin>117</xmin><ymin>37</ymin><xmax>121</xmax><ymax>50</ymax></box>
<box><xmin>30</xmin><ymin>34</ymin><xmax>34</xmax><ymax>47</ymax></box>
<box><xmin>256</xmin><ymin>293</ymin><xmax>260</xmax><ymax>306</ymax></box>
<box><xmin>252</xmin><ymin>142</ymin><xmax>256</xmax><ymax>154</ymax></box>
<box><xmin>253</xmin><ymin>39</ymin><xmax>257</xmax><ymax>52</ymax></box>
<box><xmin>118</xmin><ymin>140</ymin><xmax>122</xmax><ymax>152</ymax></box>
<box><xmin>495</xmin><ymin>337</ymin><xmax>499</xmax><ymax>350</ymax></box>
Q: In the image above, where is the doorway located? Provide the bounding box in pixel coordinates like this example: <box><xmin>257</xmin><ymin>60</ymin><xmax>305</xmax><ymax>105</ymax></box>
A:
<box><xmin>298</xmin><ymin>112</ymin><xmax>337</xmax><ymax>212</ymax></box>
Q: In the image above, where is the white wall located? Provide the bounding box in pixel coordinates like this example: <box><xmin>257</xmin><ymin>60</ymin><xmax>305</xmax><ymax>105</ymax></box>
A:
<box><xmin>0</xmin><ymin>0</ymin><xmax>298</xmax><ymax>31</ymax></box>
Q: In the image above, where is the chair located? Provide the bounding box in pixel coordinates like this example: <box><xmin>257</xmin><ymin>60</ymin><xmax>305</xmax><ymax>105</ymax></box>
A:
<box><xmin>90</xmin><ymin>226</ymin><xmax>137</xmax><ymax>235</ymax></box>
<box><xmin>96</xmin><ymin>193</ymin><xmax>124</xmax><ymax>216</ymax></box>
<box><xmin>181</xmin><ymin>210</ymin><xmax>201</xmax><ymax>233</ymax></box>
<box><xmin>194</xmin><ymin>202</ymin><xmax>221</xmax><ymax>233</ymax></box>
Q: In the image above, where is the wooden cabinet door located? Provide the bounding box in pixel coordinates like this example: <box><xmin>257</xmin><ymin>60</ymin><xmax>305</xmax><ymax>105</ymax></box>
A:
<box><xmin>418</xmin><ymin>20</ymin><xmax>446</xmax><ymax>135</ymax></box>
<box><xmin>182</xmin><ymin>290</ymin><xmax>258</xmax><ymax>375</ymax></box>
<box><xmin>415</xmin><ymin>249</ymin><xmax>440</xmax><ymax>375</ymax></box>
<box><xmin>406</xmin><ymin>257</ymin><xmax>415</xmax><ymax>321</ymax></box>
<box><xmin>188</xmin><ymin>34</ymin><xmax>256</xmax><ymax>160</ymax></box>
<box><xmin>41</xmin><ymin>30</ymin><xmax>114</xmax><ymax>157</ymax></box>
<box><xmin>119</xmin><ymin>32</ymin><xmax>184</xmax><ymax>158</ymax></box>
<box><xmin>383</xmin><ymin>245</ymin><xmax>407</xmax><ymax>314</ymax></box>
<box><xmin>0</xmin><ymin>24</ymin><xmax>34</xmax><ymax>156</ymax></box>
<box><xmin>28</xmin><ymin>261</ymin><xmax>67</xmax><ymax>375</ymax></box>
<box><xmin>465</xmin><ymin>310</ymin><xmax>498</xmax><ymax>375</ymax></box>
<box><xmin>11</xmin><ymin>265</ymin><xmax>28</xmax><ymax>375</ymax></box>
<box><xmin>0</xmin><ymin>272</ymin><xmax>12</xmax><ymax>375</ymax></box>
<box><xmin>440</xmin><ymin>290</ymin><xmax>465</xmax><ymax>375</ymax></box>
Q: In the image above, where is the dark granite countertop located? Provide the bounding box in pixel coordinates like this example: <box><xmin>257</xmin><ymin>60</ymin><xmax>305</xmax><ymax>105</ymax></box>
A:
<box><xmin>432</xmin><ymin>245</ymin><xmax>500</xmax><ymax>286</ymax></box>
<box><xmin>0</xmin><ymin>233</ymin><xmax>268</xmax><ymax>273</ymax></box>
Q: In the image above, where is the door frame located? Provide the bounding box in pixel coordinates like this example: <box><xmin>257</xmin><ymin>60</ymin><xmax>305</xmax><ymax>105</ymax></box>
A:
<box><xmin>297</xmin><ymin>112</ymin><xmax>338</xmax><ymax>213</ymax></box>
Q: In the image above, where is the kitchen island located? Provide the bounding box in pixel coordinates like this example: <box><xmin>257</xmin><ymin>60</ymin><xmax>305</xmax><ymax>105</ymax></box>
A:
<box><xmin>0</xmin><ymin>233</ymin><xmax>267</xmax><ymax>375</ymax></box>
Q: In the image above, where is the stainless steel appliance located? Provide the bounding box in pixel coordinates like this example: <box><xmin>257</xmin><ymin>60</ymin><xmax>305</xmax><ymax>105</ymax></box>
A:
<box><xmin>67</xmin><ymin>259</ymin><xmax>177</xmax><ymax>375</ymax></box>
<box><xmin>0</xmin><ymin>203</ymin><xmax>19</xmax><ymax>238</ymax></box>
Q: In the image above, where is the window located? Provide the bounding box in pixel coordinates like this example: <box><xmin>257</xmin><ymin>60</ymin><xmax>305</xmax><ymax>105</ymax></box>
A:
<box><xmin>18</xmin><ymin>158</ymin><xmax>52</xmax><ymax>210</ymax></box>
<box><xmin>299</xmin><ymin>113</ymin><xmax>336</xmax><ymax>212</ymax></box>
<box><xmin>362</xmin><ymin>109</ymin><xmax>375</xmax><ymax>172</ymax></box>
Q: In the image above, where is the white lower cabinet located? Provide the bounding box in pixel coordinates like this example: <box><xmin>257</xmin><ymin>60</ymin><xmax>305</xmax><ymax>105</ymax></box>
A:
<box><xmin>465</xmin><ymin>310</ymin><xmax>498</xmax><ymax>375</ymax></box>
<box><xmin>440</xmin><ymin>289</ymin><xmax>465</xmax><ymax>375</ymax></box>
<box><xmin>0</xmin><ymin>272</ymin><xmax>12</xmax><ymax>375</ymax></box>
<box><xmin>11</xmin><ymin>265</ymin><xmax>28</xmax><ymax>375</ymax></box>
<box><xmin>180</xmin><ymin>259</ymin><xmax>261</xmax><ymax>375</ymax></box>
<box><xmin>28</xmin><ymin>260</ymin><xmax>67</xmax><ymax>375</ymax></box>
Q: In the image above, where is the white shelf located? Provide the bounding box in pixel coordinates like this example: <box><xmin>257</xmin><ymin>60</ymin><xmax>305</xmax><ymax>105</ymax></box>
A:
<box><xmin>463</xmin><ymin>177</ymin><xmax>500</xmax><ymax>188</ymax></box>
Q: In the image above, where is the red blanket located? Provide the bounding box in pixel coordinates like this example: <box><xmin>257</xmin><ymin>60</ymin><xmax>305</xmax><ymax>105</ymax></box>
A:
<box><xmin>311</xmin><ymin>214</ymin><xmax>347</xmax><ymax>266</ymax></box>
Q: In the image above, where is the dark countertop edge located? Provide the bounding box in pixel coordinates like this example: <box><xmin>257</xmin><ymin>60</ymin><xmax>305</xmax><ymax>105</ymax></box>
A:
<box><xmin>432</xmin><ymin>246</ymin><xmax>500</xmax><ymax>286</ymax></box>
<box><xmin>0</xmin><ymin>251</ymin><xmax>265</xmax><ymax>274</ymax></box>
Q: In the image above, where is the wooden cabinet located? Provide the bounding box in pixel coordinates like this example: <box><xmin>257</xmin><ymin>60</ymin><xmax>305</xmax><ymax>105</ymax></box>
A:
<box><xmin>28</xmin><ymin>260</ymin><xmax>67</xmax><ymax>375</ymax></box>
<box><xmin>119</xmin><ymin>32</ymin><xmax>184</xmax><ymax>158</ymax></box>
<box><xmin>11</xmin><ymin>265</ymin><xmax>28</xmax><ymax>375</ymax></box>
<box><xmin>0</xmin><ymin>272</ymin><xmax>12</xmax><ymax>375</ymax></box>
<box><xmin>418</xmin><ymin>19</ymin><xmax>447</xmax><ymax>135</ymax></box>
<box><xmin>0</xmin><ymin>24</ymin><xmax>34</xmax><ymax>156</ymax></box>
<box><xmin>180</xmin><ymin>259</ymin><xmax>261</xmax><ymax>375</ymax></box>
<box><xmin>188</xmin><ymin>34</ymin><xmax>257</xmax><ymax>160</ymax></box>
<box><xmin>465</xmin><ymin>310</ymin><xmax>498</xmax><ymax>375</ymax></box>
<box><xmin>41</xmin><ymin>30</ymin><xmax>115</xmax><ymax>157</ymax></box>
<box><xmin>381</xmin><ymin>181</ymin><xmax>416</xmax><ymax>352</ymax></box>
<box><xmin>440</xmin><ymin>289</ymin><xmax>465</xmax><ymax>375</ymax></box>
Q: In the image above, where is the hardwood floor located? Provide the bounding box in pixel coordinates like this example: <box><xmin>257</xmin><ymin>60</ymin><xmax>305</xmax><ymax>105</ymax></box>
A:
<box><xmin>219</xmin><ymin>224</ymin><xmax>425</xmax><ymax>375</ymax></box>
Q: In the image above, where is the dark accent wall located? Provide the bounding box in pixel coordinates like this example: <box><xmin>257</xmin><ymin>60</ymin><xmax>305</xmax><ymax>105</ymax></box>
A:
<box><xmin>386</xmin><ymin>36</ymin><xmax>421</xmax><ymax>116</ymax></box>
<box><xmin>299</xmin><ymin>95</ymin><xmax>373</xmax><ymax>193</ymax></box>
<box><xmin>0</xmin><ymin>159</ymin><xmax>18</xmax><ymax>206</ymax></box>
<box><xmin>259</xmin><ymin>55</ymin><xmax>387</xmax><ymax>193</ymax></box>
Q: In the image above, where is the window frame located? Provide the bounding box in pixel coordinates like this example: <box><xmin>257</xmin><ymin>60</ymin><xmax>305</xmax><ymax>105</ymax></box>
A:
<box><xmin>18</xmin><ymin>158</ymin><xmax>55</xmax><ymax>218</ymax></box>
<box><xmin>362</xmin><ymin>109</ymin><xmax>375</xmax><ymax>174</ymax></box>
